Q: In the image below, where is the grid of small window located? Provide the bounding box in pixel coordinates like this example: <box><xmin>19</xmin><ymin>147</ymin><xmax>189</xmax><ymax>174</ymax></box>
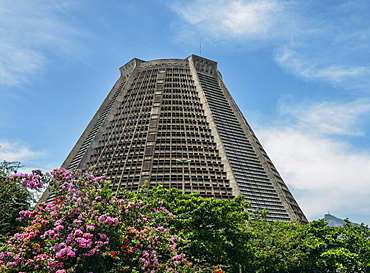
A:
<box><xmin>148</xmin><ymin>67</ymin><xmax>233</xmax><ymax>199</ymax></box>
<box><xmin>85</xmin><ymin>68</ymin><xmax>158</xmax><ymax>193</ymax></box>
<box><xmin>198</xmin><ymin>72</ymin><xmax>291</xmax><ymax>221</ymax></box>
<box><xmin>82</xmin><ymin>63</ymin><xmax>233</xmax><ymax>199</ymax></box>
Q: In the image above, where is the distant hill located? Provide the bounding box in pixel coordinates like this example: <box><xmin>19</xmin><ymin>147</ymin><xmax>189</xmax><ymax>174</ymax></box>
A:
<box><xmin>324</xmin><ymin>213</ymin><xmax>351</xmax><ymax>227</ymax></box>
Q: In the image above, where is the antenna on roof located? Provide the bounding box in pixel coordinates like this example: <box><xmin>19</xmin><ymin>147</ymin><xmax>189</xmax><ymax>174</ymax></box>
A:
<box><xmin>199</xmin><ymin>41</ymin><xmax>202</xmax><ymax>56</ymax></box>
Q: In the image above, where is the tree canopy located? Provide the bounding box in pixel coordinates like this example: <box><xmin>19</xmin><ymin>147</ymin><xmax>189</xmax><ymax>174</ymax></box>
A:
<box><xmin>1</xmin><ymin>166</ymin><xmax>370</xmax><ymax>273</ymax></box>
<box><xmin>0</xmin><ymin>161</ymin><xmax>37</xmax><ymax>241</ymax></box>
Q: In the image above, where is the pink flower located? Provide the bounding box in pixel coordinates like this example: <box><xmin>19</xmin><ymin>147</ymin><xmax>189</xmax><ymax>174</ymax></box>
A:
<box><xmin>66</xmin><ymin>249</ymin><xmax>76</xmax><ymax>257</ymax></box>
<box><xmin>106</xmin><ymin>216</ymin><xmax>118</xmax><ymax>225</ymax></box>
<box><xmin>9</xmin><ymin>173</ymin><xmax>45</xmax><ymax>189</ymax></box>
<box><xmin>95</xmin><ymin>196</ymin><xmax>102</xmax><ymax>201</ymax></box>
<box><xmin>77</xmin><ymin>238</ymin><xmax>92</xmax><ymax>248</ymax></box>
<box><xmin>83</xmin><ymin>233</ymin><xmax>93</xmax><ymax>239</ymax></box>
<box><xmin>74</xmin><ymin>229</ymin><xmax>83</xmax><ymax>236</ymax></box>
<box><xmin>86</xmin><ymin>223</ymin><xmax>95</xmax><ymax>230</ymax></box>
<box><xmin>98</xmin><ymin>233</ymin><xmax>107</xmax><ymax>240</ymax></box>
<box><xmin>55</xmin><ymin>225</ymin><xmax>64</xmax><ymax>231</ymax></box>
<box><xmin>43</xmin><ymin>229</ymin><xmax>56</xmax><ymax>237</ymax></box>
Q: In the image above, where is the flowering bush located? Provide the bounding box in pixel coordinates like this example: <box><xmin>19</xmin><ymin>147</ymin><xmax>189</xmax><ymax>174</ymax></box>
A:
<box><xmin>8</xmin><ymin>169</ymin><xmax>45</xmax><ymax>189</ymax></box>
<box><xmin>0</xmin><ymin>168</ymin><xmax>194</xmax><ymax>272</ymax></box>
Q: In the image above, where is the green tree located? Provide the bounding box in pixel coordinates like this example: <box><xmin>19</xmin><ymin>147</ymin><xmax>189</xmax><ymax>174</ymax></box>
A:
<box><xmin>143</xmin><ymin>186</ymin><xmax>254</xmax><ymax>272</ymax></box>
<box><xmin>247</xmin><ymin>219</ymin><xmax>312</xmax><ymax>273</ymax></box>
<box><xmin>0</xmin><ymin>161</ymin><xmax>32</xmax><ymax>241</ymax></box>
<box><xmin>303</xmin><ymin>219</ymin><xmax>370</xmax><ymax>273</ymax></box>
<box><xmin>0</xmin><ymin>160</ymin><xmax>23</xmax><ymax>176</ymax></box>
<box><xmin>339</xmin><ymin>220</ymin><xmax>370</xmax><ymax>272</ymax></box>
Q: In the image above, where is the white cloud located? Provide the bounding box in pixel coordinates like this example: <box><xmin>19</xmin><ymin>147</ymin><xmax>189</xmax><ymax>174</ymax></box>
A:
<box><xmin>275</xmin><ymin>46</ymin><xmax>370</xmax><ymax>90</ymax></box>
<box><xmin>170</xmin><ymin>0</ymin><xmax>370</xmax><ymax>91</ymax></box>
<box><xmin>0</xmin><ymin>45</ymin><xmax>47</xmax><ymax>86</ymax></box>
<box><xmin>0</xmin><ymin>0</ymin><xmax>82</xmax><ymax>87</ymax></box>
<box><xmin>221</xmin><ymin>1</ymin><xmax>277</xmax><ymax>34</ymax></box>
<box><xmin>170</xmin><ymin>0</ymin><xmax>291</xmax><ymax>41</ymax></box>
<box><xmin>0</xmin><ymin>139</ymin><xmax>56</xmax><ymax>174</ymax></box>
<box><xmin>0</xmin><ymin>139</ymin><xmax>46</xmax><ymax>162</ymax></box>
<box><xmin>278</xmin><ymin>99</ymin><xmax>370</xmax><ymax>136</ymax></box>
<box><xmin>259</xmin><ymin>127</ymin><xmax>370</xmax><ymax>222</ymax></box>
<box><xmin>255</xmin><ymin>99</ymin><xmax>370</xmax><ymax>223</ymax></box>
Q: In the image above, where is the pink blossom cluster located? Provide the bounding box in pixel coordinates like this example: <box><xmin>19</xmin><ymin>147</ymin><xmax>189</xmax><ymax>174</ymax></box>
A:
<box><xmin>8</xmin><ymin>169</ymin><xmax>45</xmax><ymax>189</ymax></box>
<box><xmin>0</xmin><ymin>168</ymin><xmax>193</xmax><ymax>272</ymax></box>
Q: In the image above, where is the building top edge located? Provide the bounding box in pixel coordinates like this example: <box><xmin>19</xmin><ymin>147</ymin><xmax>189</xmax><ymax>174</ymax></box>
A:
<box><xmin>119</xmin><ymin>55</ymin><xmax>217</xmax><ymax>70</ymax></box>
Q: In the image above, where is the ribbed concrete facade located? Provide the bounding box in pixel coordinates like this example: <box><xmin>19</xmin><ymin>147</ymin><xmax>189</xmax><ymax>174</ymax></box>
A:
<box><xmin>42</xmin><ymin>55</ymin><xmax>307</xmax><ymax>223</ymax></box>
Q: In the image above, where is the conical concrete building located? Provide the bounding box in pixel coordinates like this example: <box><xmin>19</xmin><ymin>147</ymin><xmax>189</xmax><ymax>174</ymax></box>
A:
<box><xmin>42</xmin><ymin>55</ymin><xmax>307</xmax><ymax>223</ymax></box>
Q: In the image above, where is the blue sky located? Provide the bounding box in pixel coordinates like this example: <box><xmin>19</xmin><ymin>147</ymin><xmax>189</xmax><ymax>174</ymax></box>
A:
<box><xmin>1</xmin><ymin>0</ymin><xmax>370</xmax><ymax>224</ymax></box>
